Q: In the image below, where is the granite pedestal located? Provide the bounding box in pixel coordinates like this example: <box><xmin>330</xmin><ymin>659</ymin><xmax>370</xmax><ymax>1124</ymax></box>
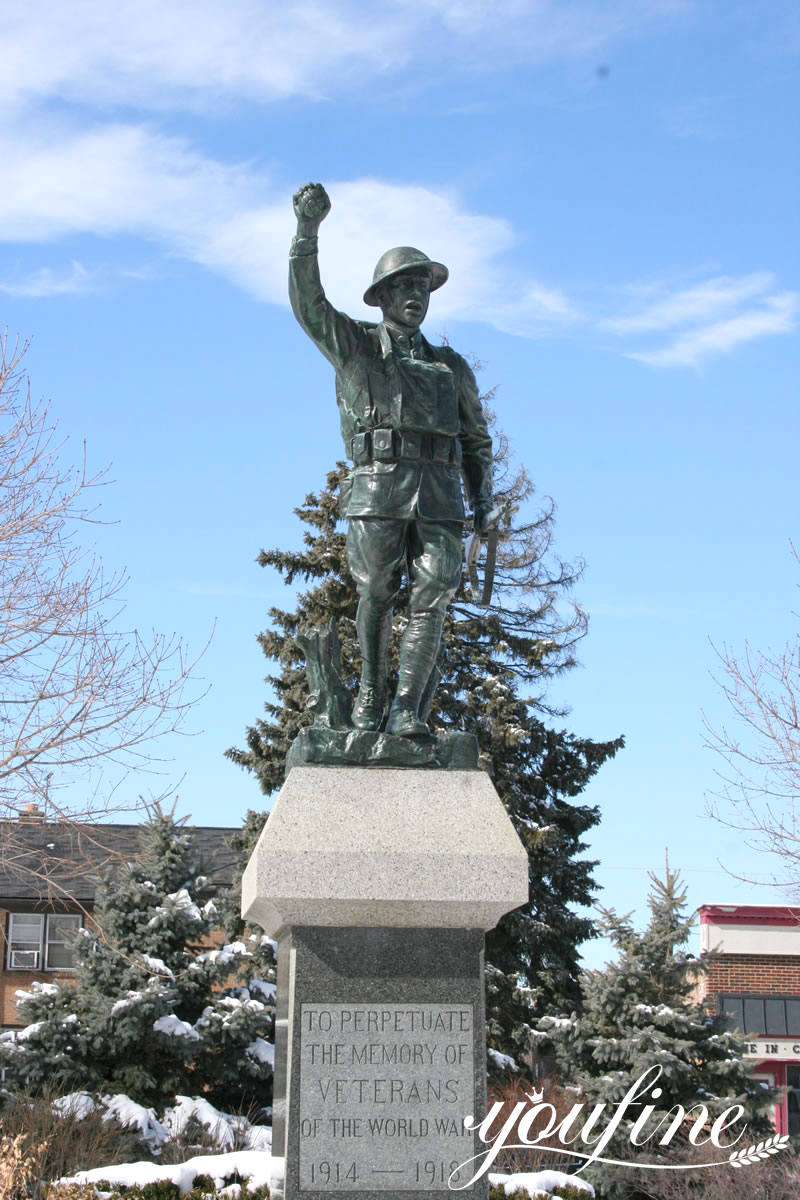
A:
<box><xmin>242</xmin><ymin>767</ymin><xmax>528</xmax><ymax>1200</ymax></box>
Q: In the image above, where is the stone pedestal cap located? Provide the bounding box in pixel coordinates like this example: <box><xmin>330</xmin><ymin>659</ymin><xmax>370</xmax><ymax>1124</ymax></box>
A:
<box><xmin>241</xmin><ymin>766</ymin><xmax>528</xmax><ymax>937</ymax></box>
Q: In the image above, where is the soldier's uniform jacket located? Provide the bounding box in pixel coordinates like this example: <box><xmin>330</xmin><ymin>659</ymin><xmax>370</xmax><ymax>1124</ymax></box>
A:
<box><xmin>289</xmin><ymin>238</ymin><xmax>493</xmax><ymax>523</ymax></box>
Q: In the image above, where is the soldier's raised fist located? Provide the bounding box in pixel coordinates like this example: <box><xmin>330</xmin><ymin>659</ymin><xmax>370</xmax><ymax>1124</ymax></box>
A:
<box><xmin>293</xmin><ymin>182</ymin><xmax>331</xmax><ymax>225</ymax></box>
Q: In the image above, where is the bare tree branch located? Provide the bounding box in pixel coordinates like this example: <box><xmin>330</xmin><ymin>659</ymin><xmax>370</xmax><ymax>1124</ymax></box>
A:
<box><xmin>0</xmin><ymin>333</ymin><xmax>209</xmax><ymax>859</ymax></box>
<box><xmin>704</xmin><ymin>542</ymin><xmax>800</xmax><ymax>886</ymax></box>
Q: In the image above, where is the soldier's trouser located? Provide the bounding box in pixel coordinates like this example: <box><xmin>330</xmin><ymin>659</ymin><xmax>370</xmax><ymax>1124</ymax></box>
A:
<box><xmin>346</xmin><ymin>517</ymin><xmax>464</xmax><ymax>614</ymax></box>
<box><xmin>347</xmin><ymin>518</ymin><xmax>463</xmax><ymax>726</ymax></box>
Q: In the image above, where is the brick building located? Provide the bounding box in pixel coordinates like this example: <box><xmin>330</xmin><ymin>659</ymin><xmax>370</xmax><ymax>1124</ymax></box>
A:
<box><xmin>699</xmin><ymin>903</ymin><xmax>800</xmax><ymax>1135</ymax></box>
<box><xmin>0</xmin><ymin>812</ymin><xmax>237</xmax><ymax>1030</ymax></box>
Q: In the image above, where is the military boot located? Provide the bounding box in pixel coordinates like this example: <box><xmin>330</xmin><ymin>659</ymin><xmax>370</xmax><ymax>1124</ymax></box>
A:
<box><xmin>385</xmin><ymin>611</ymin><xmax>444</xmax><ymax>737</ymax></box>
<box><xmin>351</xmin><ymin>602</ymin><xmax>392</xmax><ymax>731</ymax></box>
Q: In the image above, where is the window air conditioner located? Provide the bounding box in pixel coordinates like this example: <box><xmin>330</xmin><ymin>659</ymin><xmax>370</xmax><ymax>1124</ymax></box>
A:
<box><xmin>10</xmin><ymin>950</ymin><xmax>39</xmax><ymax>969</ymax></box>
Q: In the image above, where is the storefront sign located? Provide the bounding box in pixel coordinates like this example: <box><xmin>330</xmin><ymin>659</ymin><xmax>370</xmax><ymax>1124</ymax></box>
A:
<box><xmin>743</xmin><ymin>1039</ymin><xmax>800</xmax><ymax>1060</ymax></box>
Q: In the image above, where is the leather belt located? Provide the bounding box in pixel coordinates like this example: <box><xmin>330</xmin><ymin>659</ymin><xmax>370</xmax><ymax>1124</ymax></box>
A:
<box><xmin>350</xmin><ymin>429</ymin><xmax>462</xmax><ymax>467</ymax></box>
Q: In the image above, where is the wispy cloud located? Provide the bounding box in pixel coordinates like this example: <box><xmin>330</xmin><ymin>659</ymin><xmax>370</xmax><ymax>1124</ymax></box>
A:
<box><xmin>0</xmin><ymin>123</ymin><xmax>261</xmax><ymax>244</ymax></box>
<box><xmin>0</xmin><ymin>118</ymin><xmax>793</xmax><ymax>365</ymax></box>
<box><xmin>627</xmin><ymin>291</ymin><xmax>799</xmax><ymax>368</ymax></box>
<box><xmin>0</xmin><ymin>260</ymin><xmax>94</xmax><ymax>297</ymax></box>
<box><xmin>205</xmin><ymin>177</ymin><xmax>577</xmax><ymax>332</ymax></box>
<box><xmin>1</xmin><ymin>3</ymin><xmax>406</xmax><ymax>113</ymax></box>
<box><xmin>10</xmin><ymin>1</ymin><xmax>766</xmax><ymax>360</ymax></box>
<box><xmin>404</xmin><ymin>0</ymin><xmax>690</xmax><ymax>62</ymax></box>
<box><xmin>0</xmin><ymin>42</ymin><xmax>793</xmax><ymax>366</ymax></box>
<box><xmin>602</xmin><ymin>272</ymin><xmax>799</xmax><ymax>367</ymax></box>
<box><xmin>1</xmin><ymin>117</ymin><xmax>793</xmax><ymax>367</ymax></box>
<box><xmin>0</xmin><ymin>122</ymin><xmax>573</xmax><ymax>335</ymax></box>
<box><xmin>1</xmin><ymin>1</ymin><xmax>687</xmax><ymax>115</ymax></box>
<box><xmin>601</xmin><ymin>273</ymin><xmax>776</xmax><ymax>335</ymax></box>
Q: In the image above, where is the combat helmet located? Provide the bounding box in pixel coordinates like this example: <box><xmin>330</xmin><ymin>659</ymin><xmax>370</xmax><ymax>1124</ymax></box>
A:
<box><xmin>363</xmin><ymin>247</ymin><xmax>449</xmax><ymax>307</ymax></box>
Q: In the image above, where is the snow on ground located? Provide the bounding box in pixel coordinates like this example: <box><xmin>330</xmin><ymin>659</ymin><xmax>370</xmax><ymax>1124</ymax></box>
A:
<box><xmin>54</xmin><ymin>1091</ymin><xmax>586</xmax><ymax>1197</ymax></box>
<box><xmin>65</xmin><ymin>1149</ymin><xmax>273</xmax><ymax>1193</ymax></box>
<box><xmin>65</xmin><ymin>1154</ymin><xmax>591</xmax><ymax>1197</ymax></box>
<box><xmin>489</xmin><ymin>1170</ymin><xmax>595</xmax><ymax>1197</ymax></box>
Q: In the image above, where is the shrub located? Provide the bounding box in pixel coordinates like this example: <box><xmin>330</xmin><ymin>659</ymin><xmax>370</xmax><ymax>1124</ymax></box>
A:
<box><xmin>0</xmin><ymin>1089</ymin><xmax>147</xmax><ymax>1198</ymax></box>
<box><xmin>43</xmin><ymin>1187</ymin><xmax>99</xmax><ymax>1200</ymax></box>
<box><xmin>594</xmin><ymin>1138</ymin><xmax>800</xmax><ymax>1200</ymax></box>
<box><xmin>135</xmin><ymin>1183</ymin><xmax>181</xmax><ymax>1200</ymax></box>
<box><xmin>485</xmin><ymin>1074</ymin><xmax>584</xmax><ymax>1177</ymax></box>
<box><xmin>45</xmin><ymin>1182</ymin><xmax>271</xmax><ymax>1200</ymax></box>
<box><xmin>188</xmin><ymin>1176</ymin><xmax>216</xmax><ymax>1193</ymax></box>
<box><xmin>0</xmin><ymin>1132</ymin><xmax>45</xmax><ymax>1200</ymax></box>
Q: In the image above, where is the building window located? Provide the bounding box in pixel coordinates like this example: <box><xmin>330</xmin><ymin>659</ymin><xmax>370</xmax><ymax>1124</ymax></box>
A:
<box><xmin>6</xmin><ymin>913</ymin><xmax>82</xmax><ymax>971</ymax></box>
<box><xmin>720</xmin><ymin>994</ymin><xmax>800</xmax><ymax>1037</ymax></box>
<box><xmin>44</xmin><ymin>915</ymin><xmax>82</xmax><ymax>969</ymax></box>
<box><xmin>6</xmin><ymin>914</ymin><xmax>43</xmax><ymax>970</ymax></box>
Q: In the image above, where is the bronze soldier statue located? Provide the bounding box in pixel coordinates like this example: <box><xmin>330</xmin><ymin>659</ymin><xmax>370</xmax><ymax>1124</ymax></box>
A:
<box><xmin>290</xmin><ymin>182</ymin><xmax>494</xmax><ymax>738</ymax></box>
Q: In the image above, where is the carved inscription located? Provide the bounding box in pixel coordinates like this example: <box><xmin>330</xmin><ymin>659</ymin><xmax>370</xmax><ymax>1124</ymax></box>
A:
<box><xmin>298</xmin><ymin>1004</ymin><xmax>475</xmax><ymax>1191</ymax></box>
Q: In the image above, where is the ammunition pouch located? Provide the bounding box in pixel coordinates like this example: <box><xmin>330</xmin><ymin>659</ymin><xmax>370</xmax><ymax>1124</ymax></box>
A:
<box><xmin>350</xmin><ymin>429</ymin><xmax>462</xmax><ymax>468</ymax></box>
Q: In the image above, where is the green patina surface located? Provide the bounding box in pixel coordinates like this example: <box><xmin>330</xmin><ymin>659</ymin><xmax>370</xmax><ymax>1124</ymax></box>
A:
<box><xmin>288</xmin><ymin>183</ymin><xmax>495</xmax><ymax>757</ymax></box>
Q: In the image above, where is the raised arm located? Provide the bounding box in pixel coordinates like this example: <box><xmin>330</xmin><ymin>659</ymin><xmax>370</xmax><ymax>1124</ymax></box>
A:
<box><xmin>289</xmin><ymin>182</ymin><xmax>360</xmax><ymax>369</ymax></box>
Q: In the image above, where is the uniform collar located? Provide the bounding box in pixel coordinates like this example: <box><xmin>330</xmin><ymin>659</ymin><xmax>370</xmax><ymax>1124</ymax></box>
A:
<box><xmin>381</xmin><ymin>320</ymin><xmax>425</xmax><ymax>357</ymax></box>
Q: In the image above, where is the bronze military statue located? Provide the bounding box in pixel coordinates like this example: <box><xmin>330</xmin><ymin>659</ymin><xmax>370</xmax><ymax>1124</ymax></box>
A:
<box><xmin>290</xmin><ymin>182</ymin><xmax>494</xmax><ymax>739</ymax></box>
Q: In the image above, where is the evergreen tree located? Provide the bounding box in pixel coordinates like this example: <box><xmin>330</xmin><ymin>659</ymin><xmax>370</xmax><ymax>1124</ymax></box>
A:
<box><xmin>0</xmin><ymin>809</ymin><xmax>275</xmax><ymax>1111</ymax></box>
<box><xmin>216</xmin><ymin>808</ymin><xmax>274</xmax><ymax>945</ymax></box>
<box><xmin>546</xmin><ymin>868</ymin><xmax>776</xmax><ymax>1197</ymax></box>
<box><xmin>228</xmin><ymin>424</ymin><xmax>623</xmax><ymax>1075</ymax></box>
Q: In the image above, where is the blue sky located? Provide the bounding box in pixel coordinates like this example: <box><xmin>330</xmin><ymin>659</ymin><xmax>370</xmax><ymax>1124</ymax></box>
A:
<box><xmin>2</xmin><ymin>1</ymin><xmax>798</xmax><ymax>967</ymax></box>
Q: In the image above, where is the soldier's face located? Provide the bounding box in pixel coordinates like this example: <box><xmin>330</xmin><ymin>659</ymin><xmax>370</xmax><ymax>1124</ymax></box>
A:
<box><xmin>380</xmin><ymin>270</ymin><xmax>431</xmax><ymax>331</ymax></box>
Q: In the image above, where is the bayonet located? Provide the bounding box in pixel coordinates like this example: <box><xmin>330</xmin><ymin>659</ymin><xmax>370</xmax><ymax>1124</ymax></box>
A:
<box><xmin>466</xmin><ymin>500</ymin><xmax>511</xmax><ymax>607</ymax></box>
